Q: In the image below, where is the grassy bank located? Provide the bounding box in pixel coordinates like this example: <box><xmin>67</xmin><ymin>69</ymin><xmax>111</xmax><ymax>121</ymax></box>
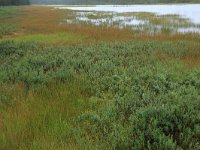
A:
<box><xmin>0</xmin><ymin>6</ymin><xmax>200</xmax><ymax>150</ymax></box>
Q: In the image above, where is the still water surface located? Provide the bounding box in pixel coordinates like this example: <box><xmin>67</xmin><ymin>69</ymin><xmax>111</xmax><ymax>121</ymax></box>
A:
<box><xmin>54</xmin><ymin>5</ymin><xmax>200</xmax><ymax>33</ymax></box>
<box><xmin>56</xmin><ymin>5</ymin><xmax>200</xmax><ymax>24</ymax></box>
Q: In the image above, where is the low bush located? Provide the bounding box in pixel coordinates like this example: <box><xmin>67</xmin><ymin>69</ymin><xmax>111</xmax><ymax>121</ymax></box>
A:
<box><xmin>0</xmin><ymin>40</ymin><xmax>200</xmax><ymax>149</ymax></box>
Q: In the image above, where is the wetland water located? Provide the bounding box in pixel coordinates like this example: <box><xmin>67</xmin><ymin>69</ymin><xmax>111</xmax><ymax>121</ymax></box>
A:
<box><xmin>54</xmin><ymin>4</ymin><xmax>200</xmax><ymax>33</ymax></box>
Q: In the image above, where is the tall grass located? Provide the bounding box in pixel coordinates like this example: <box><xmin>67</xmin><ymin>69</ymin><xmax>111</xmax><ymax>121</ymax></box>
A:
<box><xmin>2</xmin><ymin>33</ymin><xmax>86</xmax><ymax>44</ymax></box>
<box><xmin>1</xmin><ymin>6</ymin><xmax>136</xmax><ymax>44</ymax></box>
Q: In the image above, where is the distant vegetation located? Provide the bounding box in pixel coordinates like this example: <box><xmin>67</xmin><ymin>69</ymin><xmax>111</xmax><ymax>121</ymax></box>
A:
<box><xmin>0</xmin><ymin>0</ymin><xmax>29</xmax><ymax>6</ymax></box>
<box><xmin>30</xmin><ymin>0</ymin><xmax>200</xmax><ymax>4</ymax></box>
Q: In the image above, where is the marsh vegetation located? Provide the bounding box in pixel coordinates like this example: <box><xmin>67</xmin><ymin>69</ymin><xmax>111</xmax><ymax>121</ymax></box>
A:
<box><xmin>0</xmin><ymin>5</ymin><xmax>200</xmax><ymax>150</ymax></box>
<box><xmin>60</xmin><ymin>4</ymin><xmax>200</xmax><ymax>34</ymax></box>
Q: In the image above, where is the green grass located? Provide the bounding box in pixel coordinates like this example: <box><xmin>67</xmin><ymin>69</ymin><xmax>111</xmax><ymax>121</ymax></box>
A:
<box><xmin>0</xmin><ymin>24</ymin><xmax>16</xmax><ymax>37</ymax></box>
<box><xmin>0</xmin><ymin>81</ymin><xmax>91</xmax><ymax>149</ymax></box>
<box><xmin>2</xmin><ymin>33</ymin><xmax>86</xmax><ymax>44</ymax></box>
<box><xmin>0</xmin><ymin>7</ymin><xmax>22</xmax><ymax>20</ymax></box>
<box><xmin>0</xmin><ymin>7</ymin><xmax>23</xmax><ymax>36</ymax></box>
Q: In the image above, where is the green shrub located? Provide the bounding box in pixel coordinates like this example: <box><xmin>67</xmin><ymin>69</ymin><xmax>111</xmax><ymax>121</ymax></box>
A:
<box><xmin>0</xmin><ymin>40</ymin><xmax>200</xmax><ymax>149</ymax></box>
<box><xmin>0</xmin><ymin>23</ymin><xmax>16</xmax><ymax>36</ymax></box>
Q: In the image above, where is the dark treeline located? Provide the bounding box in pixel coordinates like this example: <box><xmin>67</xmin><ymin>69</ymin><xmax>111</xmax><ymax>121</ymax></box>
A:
<box><xmin>0</xmin><ymin>0</ymin><xmax>30</xmax><ymax>6</ymax></box>
<box><xmin>31</xmin><ymin>0</ymin><xmax>200</xmax><ymax>4</ymax></box>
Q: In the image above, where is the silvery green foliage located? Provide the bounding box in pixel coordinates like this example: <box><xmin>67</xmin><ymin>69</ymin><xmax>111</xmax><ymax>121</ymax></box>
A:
<box><xmin>0</xmin><ymin>40</ymin><xmax>200</xmax><ymax>149</ymax></box>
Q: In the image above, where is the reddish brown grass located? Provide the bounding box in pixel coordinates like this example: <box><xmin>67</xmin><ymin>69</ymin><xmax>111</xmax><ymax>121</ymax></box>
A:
<box><xmin>3</xmin><ymin>6</ymin><xmax>199</xmax><ymax>45</ymax></box>
<box><xmin>3</xmin><ymin>6</ymin><xmax>200</xmax><ymax>66</ymax></box>
<box><xmin>154</xmin><ymin>43</ymin><xmax>200</xmax><ymax>67</ymax></box>
<box><xmin>182</xmin><ymin>45</ymin><xmax>200</xmax><ymax>67</ymax></box>
<box><xmin>11</xmin><ymin>6</ymin><xmax>134</xmax><ymax>44</ymax></box>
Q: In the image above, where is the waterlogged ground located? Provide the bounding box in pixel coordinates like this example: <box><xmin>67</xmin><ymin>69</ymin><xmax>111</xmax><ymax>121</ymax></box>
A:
<box><xmin>1</xmin><ymin>6</ymin><xmax>200</xmax><ymax>149</ymax></box>
<box><xmin>55</xmin><ymin>4</ymin><xmax>200</xmax><ymax>34</ymax></box>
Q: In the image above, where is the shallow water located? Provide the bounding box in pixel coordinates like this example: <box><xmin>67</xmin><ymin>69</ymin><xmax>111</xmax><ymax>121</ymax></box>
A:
<box><xmin>56</xmin><ymin>4</ymin><xmax>200</xmax><ymax>24</ymax></box>
<box><xmin>54</xmin><ymin>4</ymin><xmax>200</xmax><ymax>33</ymax></box>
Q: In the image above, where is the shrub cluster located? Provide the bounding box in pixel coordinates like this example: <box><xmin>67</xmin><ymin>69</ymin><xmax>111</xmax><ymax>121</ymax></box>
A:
<box><xmin>0</xmin><ymin>40</ymin><xmax>200</xmax><ymax>149</ymax></box>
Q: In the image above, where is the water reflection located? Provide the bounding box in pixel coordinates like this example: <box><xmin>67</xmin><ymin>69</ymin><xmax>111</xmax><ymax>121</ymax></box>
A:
<box><xmin>55</xmin><ymin>5</ymin><xmax>200</xmax><ymax>34</ymax></box>
<box><xmin>56</xmin><ymin>4</ymin><xmax>200</xmax><ymax>24</ymax></box>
